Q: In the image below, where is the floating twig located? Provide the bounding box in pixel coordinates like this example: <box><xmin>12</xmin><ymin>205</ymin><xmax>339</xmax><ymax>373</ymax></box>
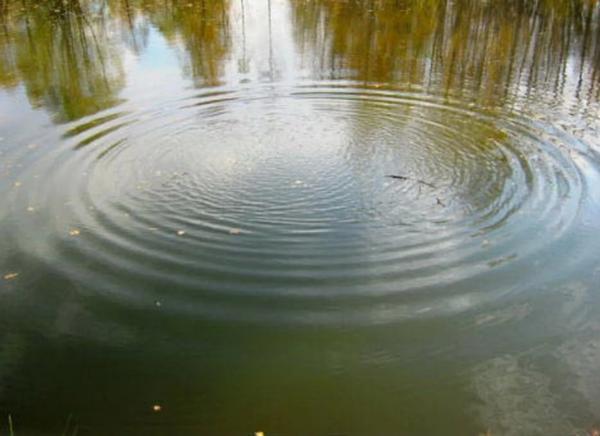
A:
<box><xmin>386</xmin><ymin>175</ymin><xmax>437</xmax><ymax>189</ymax></box>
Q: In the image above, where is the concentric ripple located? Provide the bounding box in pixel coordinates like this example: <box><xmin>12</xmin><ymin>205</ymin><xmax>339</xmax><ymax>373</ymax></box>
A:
<box><xmin>8</xmin><ymin>82</ymin><xmax>597</xmax><ymax>325</ymax></box>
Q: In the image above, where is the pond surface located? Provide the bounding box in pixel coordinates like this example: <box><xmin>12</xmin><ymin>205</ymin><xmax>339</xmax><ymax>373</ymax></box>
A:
<box><xmin>1</xmin><ymin>0</ymin><xmax>600</xmax><ymax>434</ymax></box>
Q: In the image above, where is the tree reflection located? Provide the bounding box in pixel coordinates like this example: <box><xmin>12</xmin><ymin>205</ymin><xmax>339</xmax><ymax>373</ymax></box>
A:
<box><xmin>112</xmin><ymin>0</ymin><xmax>231</xmax><ymax>87</ymax></box>
<box><xmin>1</xmin><ymin>0</ymin><xmax>597</xmax><ymax>122</ymax></box>
<box><xmin>0</xmin><ymin>0</ymin><xmax>231</xmax><ymax>122</ymax></box>
<box><xmin>291</xmin><ymin>0</ymin><xmax>600</xmax><ymax>105</ymax></box>
<box><xmin>0</xmin><ymin>0</ymin><xmax>125</xmax><ymax>122</ymax></box>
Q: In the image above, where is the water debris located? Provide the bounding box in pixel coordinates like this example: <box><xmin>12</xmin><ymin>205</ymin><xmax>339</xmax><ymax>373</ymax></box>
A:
<box><xmin>436</xmin><ymin>197</ymin><xmax>445</xmax><ymax>207</ymax></box>
<box><xmin>3</xmin><ymin>272</ymin><xmax>19</xmax><ymax>280</ymax></box>
<box><xmin>155</xmin><ymin>300</ymin><xmax>162</xmax><ymax>307</ymax></box>
<box><xmin>27</xmin><ymin>206</ymin><xmax>35</xmax><ymax>212</ymax></box>
<box><xmin>229</xmin><ymin>228</ymin><xmax>242</xmax><ymax>235</ymax></box>
<box><xmin>386</xmin><ymin>175</ymin><xmax>436</xmax><ymax>189</ymax></box>
<box><xmin>487</xmin><ymin>254</ymin><xmax>517</xmax><ymax>268</ymax></box>
<box><xmin>152</xmin><ymin>404</ymin><xmax>162</xmax><ymax>412</ymax></box>
<box><xmin>294</xmin><ymin>180</ymin><xmax>303</xmax><ymax>185</ymax></box>
<box><xmin>69</xmin><ymin>229</ymin><xmax>81</xmax><ymax>236</ymax></box>
<box><xmin>177</xmin><ymin>230</ymin><xmax>186</xmax><ymax>236</ymax></box>
<box><xmin>27</xmin><ymin>143</ymin><xmax>38</xmax><ymax>149</ymax></box>
<box><xmin>13</xmin><ymin>181</ymin><xmax>22</xmax><ymax>187</ymax></box>
<box><xmin>255</xmin><ymin>432</ymin><xmax>265</xmax><ymax>436</ymax></box>
<box><xmin>482</xmin><ymin>239</ymin><xmax>491</xmax><ymax>247</ymax></box>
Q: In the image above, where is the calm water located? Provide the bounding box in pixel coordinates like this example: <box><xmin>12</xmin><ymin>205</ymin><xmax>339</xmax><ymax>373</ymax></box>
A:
<box><xmin>1</xmin><ymin>0</ymin><xmax>600</xmax><ymax>434</ymax></box>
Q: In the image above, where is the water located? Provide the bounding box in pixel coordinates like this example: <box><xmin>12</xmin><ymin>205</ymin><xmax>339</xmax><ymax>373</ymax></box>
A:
<box><xmin>1</xmin><ymin>0</ymin><xmax>600</xmax><ymax>434</ymax></box>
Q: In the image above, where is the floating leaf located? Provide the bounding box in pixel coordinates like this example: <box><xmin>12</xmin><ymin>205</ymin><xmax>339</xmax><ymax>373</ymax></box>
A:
<box><xmin>3</xmin><ymin>272</ymin><xmax>19</xmax><ymax>280</ymax></box>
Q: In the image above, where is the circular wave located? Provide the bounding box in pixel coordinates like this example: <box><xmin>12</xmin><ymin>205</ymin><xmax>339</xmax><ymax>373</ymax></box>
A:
<box><xmin>8</xmin><ymin>82</ymin><xmax>595</xmax><ymax>325</ymax></box>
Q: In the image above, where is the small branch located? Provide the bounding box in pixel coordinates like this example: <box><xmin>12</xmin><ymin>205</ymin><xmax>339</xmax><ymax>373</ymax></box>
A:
<box><xmin>386</xmin><ymin>175</ymin><xmax>437</xmax><ymax>189</ymax></box>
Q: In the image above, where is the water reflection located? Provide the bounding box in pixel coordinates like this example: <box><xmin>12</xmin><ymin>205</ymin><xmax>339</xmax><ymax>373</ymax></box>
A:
<box><xmin>0</xmin><ymin>0</ymin><xmax>125</xmax><ymax>122</ymax></box>
<box><xmin>0</xmin><ymin>0</ymin><xmax>232</xmax><ymax>121</ymax></box>
<box><xmin>120</xmin><ymin>0</ymin><xmax>232</xmax><ymax>86</ymax></box>
<box><xmin>291</xmin><ymin>0</ymin><xmax>600</xmax><ymax>106</ymax></box>
<box><xmin>2</xmin><ymin>0</ymin><xmax>598</xmax><ymax>120</ymax></box>
<box><xmin>471</xmin><ymin>354</ymin><xmax>574</xmax><ymax>435</ymax></box>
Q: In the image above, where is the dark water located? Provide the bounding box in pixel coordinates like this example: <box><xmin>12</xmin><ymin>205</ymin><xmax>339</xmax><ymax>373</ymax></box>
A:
<box><xmin>1</xmin><ymin>0</ymin><xmax>600</xmax><ymax>434</ymax></box>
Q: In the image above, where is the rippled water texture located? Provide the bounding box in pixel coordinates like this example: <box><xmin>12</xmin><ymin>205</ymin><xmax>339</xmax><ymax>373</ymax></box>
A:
<box><xmin>1</xmin><ymin>0</ymin><xmax>600</xmax><ymax>434</ymax></box>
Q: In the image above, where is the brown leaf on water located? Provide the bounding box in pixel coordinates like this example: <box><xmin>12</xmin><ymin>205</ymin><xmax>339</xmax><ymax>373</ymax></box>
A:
<box><xmin>3</xmin><ymin>272</ymin><xmax>19</xmax><ymax>280</ymax></box>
